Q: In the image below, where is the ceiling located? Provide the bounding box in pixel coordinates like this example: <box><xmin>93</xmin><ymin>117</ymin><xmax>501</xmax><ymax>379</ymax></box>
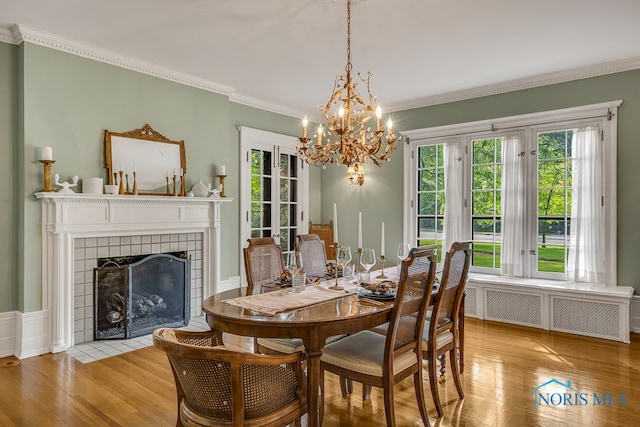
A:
<box><xmin>2</xmin><ymin>0</ymin><xmax>640</xmax><ymax>119</ymax></box>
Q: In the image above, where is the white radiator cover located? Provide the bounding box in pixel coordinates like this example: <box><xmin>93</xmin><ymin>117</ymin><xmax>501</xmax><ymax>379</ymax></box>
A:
<box><xmin>465</xmin><ymin>275</ymin><xmax>633</xmax><ymax>343</ymax></box>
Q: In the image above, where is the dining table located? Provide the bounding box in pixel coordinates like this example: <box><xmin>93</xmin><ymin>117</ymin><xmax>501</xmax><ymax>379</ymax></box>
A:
<box><xmin>201</xmin><ymin>275</ymin><xmax>397</xmax><ymax>427</ymax></box>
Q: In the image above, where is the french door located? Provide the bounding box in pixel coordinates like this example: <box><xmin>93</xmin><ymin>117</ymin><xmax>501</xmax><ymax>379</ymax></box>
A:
<box><xmin>239</xmin><ymin>127</ymin><xmax>309</xmax><ymax>282</ymax></box>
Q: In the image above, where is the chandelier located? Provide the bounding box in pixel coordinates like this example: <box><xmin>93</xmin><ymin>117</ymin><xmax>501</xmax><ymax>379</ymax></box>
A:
<box><xmin>297</xmin><ymin>0</ymin><xmax>396</xmax><ymax>186</ymax></box>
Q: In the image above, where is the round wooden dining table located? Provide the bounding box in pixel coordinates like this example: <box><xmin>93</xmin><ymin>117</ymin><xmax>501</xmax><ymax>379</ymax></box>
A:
<box><xmin>202</xmin><ymin>287</ymin><xmax>394</xmax><ymax>427</ymax></box>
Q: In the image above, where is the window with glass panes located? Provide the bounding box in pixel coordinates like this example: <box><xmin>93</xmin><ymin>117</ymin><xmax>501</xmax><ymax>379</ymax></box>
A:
<box><xmin>416</xmin><ymin>144</ymin><xmax>445</xmax><ymax>261</ymax></box>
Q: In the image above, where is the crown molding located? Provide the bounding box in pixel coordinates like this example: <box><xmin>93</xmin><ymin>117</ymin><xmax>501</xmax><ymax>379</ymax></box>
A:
<box><xmin>0</xmin><ymin>26</ymin><xmax>16</xmax><ymax>44</ymax></box>
<box><xmin>229</xmin><ymin>93</ymin><xmax>306</xmax><ymax>120</ymax></box>
<box><xmin>387</xmin><ymin>56</ymin><xmax>640</xmax><ymax>112</ymax></box>
<box><xmin>13</xmin><ymin>24</ymin><xmax>235</xmax><ymax>97</ymax></box>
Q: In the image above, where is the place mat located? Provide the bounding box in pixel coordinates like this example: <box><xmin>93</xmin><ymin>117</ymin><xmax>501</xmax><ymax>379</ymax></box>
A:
<box><xmin>224</xmin><ymin>280</ymin><xmax>360</xmax><ymax>315</ymax></box>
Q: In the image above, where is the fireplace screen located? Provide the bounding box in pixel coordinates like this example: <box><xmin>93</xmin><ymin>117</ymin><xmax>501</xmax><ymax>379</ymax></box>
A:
<box><xmin>94</xmin><ymin>252</ymin><xmax>190</xmax><ymax>340</ymax></box>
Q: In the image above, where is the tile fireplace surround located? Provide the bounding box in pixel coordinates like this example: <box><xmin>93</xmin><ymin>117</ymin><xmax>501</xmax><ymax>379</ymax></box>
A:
<box><xmin>35</xmin><ymin>192</ymin><xmax>232</xmax><ymax>355</ymax></box>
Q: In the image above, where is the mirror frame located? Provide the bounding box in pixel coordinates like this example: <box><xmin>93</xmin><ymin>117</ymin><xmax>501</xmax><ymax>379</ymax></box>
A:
<box><xmin>104</xmin><ymin>124</ymin><xmax>186</xmax><ymax>195</ymax></box>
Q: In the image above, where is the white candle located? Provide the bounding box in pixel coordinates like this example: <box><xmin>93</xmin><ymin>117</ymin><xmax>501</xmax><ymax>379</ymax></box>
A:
<box><xmin>358</xmin><ymin>212</ymin><xmax>362</xmax><ymax>248</ymax></box>
<box><xmin>380</xmin><ymin>222</ymin><xmax>385</xmax><ymax>257</ymax></box>
<box><xmin>121</xmin><ymin>163</ymin><xmax>124</xmax><ymax>172</ymax></box>
<box><xmin>302</xmin><ymin>116</ymin><xmax>308</xmax><ymax>139</ymax></box>
<box><xmin>333</xmin><ymin>203</ymin><xmax>339</xmax><ymax>242</ymax></box>
<box><xmin>217</xmin><ymin>165</ymin><xmax>226</xmax><ymax>176</ymax></box>
<box><xmin>180</xmin><ymin>167</ymin><xmax>184</xmax><ymax>177</ymax></box>
<box><xmin>41</xmin><ymin>146</ymin><xmax>53</xmax><ymax>161</ymax></box>
<box><xmin>133</xmin><ymin>164</ymin><xmax>137</xmax><ymax>173</ymax></box>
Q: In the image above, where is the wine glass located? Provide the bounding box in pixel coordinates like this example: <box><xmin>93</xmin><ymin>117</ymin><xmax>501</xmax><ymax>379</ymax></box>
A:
<box><xmin>284</xmin><ymin>252</ymin><xmax>304</xmax><ymax>293</ymax></box>
<box><xmin>397</xmin><ymin>243</ymin><xmax>411</xmax><ymax>274</ymax></box>
<box><xmin>360</xmin><ymin>248</ymin><xmax>376</xmax><ymax>284</ymax></box>
<box><xmin>331</xmin><ymin>246</ymin><xmax>351</xmax><ymax>290</ymax></box>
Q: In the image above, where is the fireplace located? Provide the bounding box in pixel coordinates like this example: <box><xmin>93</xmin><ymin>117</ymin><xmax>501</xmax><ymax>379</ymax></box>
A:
<box><xmin>94</xmin><ymin>252</ymin><xmax>190</xmax><ymax>340</ymax></box>
<box><xmin>36</xmin><ymin>192</ymin><xmax>232</xmax><ymax>354</ymax></box>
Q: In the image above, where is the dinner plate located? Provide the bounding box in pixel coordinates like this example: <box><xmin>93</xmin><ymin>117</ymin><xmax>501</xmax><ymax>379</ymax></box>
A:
<box><xmin>357</xmin><ymin>289</ymin><xmax>396</xmax><ymax>301</ymax></box>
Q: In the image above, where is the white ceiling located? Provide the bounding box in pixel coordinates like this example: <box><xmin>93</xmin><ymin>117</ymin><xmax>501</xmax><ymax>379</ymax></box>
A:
<box><xmin>2</xmin><ymin>0</ymin><xmax>640</xmax><ymax>119</ymax></box>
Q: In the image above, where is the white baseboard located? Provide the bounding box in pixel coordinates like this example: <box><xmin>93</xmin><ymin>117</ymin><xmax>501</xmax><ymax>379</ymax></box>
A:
<box><xmin>15</xmin><ymin>310</ymin><xmax>50</xmax><ymax>359</ymax></box>
<box><xmin>631</xmin><ymin>295</ymin><xmax>640</xmax><ymax>333</ymax></box>
<box><xmin>0</xmin><ymin>311</ymin><xmax>18</xmax><ymax>358</ymax></box>
<box><xmin>218</xmin><ymin>276</ymin><xmax>241</xmax><ymax>293</ymax></box>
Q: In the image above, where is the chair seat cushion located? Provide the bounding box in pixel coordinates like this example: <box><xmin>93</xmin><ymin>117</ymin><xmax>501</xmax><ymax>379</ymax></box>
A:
<box><xmin>257</xmin><ymin>334</ymin><xmax>346</xmax><ymax>354</ymax></box>
<box><xmin>372</xmin><ymin>322</ymin><xmax>454</xmax><ymax>350</ymax></box>
<box><xmin>257</xmin><ymin>338</ymin><xmax>305</xmax><ymax>353</ymax></box>
<box><xmin>321</xmin><ymin>330</ymin><xmax>419</xmax><ymax>377</ymax></box>
<box><xmin>422</xmin><ymin>322</ymin><xmax>454</xmax><ymax>349</ymax></box>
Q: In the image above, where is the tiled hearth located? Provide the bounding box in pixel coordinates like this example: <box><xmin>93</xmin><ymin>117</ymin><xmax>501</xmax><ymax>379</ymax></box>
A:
<box><xmin>73</xmin><ymin>233</ymin><xmax>203</xmax><ymax>345</ymax></box>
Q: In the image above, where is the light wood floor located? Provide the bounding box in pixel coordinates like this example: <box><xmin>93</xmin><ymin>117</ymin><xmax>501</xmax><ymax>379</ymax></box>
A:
<box><xmin>1</xmin><ymin>318</ymin><xmax>639</xmax><ymax>426</ymax></box>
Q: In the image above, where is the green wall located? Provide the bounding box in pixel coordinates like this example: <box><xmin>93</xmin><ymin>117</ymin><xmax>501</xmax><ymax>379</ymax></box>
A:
<box><xmin>3</xmin><ymin>39</ymin><xmax>640</xmax><ymax>316</ymax></box>
<box><xmin>0</xmin><ymin>42</ymin><xmax>18</xmax><ymax>312</ymax></box>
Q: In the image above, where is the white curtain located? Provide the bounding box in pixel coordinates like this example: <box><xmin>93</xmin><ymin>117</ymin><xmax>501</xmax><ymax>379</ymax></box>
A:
<box><xmin>568</xmin><ymin>126</ymin><xmax>604</xmax><ymax>284</ymax></box>
<box><xmin>500</xmin><ymin>134</ymin><xmax>524</xmax><ymax>276</ymax></box>
<box><xmin>443</xmin><ymin>142</ymin><xmax>463</xmax><ymax>252</ymax></box>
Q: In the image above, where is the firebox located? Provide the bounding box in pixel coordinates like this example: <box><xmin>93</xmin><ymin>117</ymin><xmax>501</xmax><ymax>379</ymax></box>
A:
<box><xmin>94</xmin><ymin>251</ymin><xmax>190</xmax><ymax>340</ymax></box>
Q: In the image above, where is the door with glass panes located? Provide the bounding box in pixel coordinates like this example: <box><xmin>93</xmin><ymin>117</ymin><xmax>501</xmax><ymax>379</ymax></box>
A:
<box><xmin>239</xmin><ymin>127</ymin><xmax>309</xmax><ymax>283</ymax></box>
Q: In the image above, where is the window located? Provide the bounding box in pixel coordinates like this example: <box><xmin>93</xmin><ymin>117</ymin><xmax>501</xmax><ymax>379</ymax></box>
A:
<box><xmin>402</xmin><ymin>101</ymin><xmax>620</xmax><ymax>285</ymax></box>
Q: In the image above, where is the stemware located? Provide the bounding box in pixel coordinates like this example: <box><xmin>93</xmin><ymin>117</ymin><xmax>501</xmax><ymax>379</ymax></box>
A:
<box><xmin>397</xmin><ymin>243</ymin><xmax>411</xmax><ymax>274</ymax></box>
<box><xmin>359</xmin><ymin>248</ymin><xmax>376</xmax><ymax>284</ymax></box>
<box><xmin>330</xmin><ymin>245</ymin><xmax>351</xmax><ymax>290</ymax></box>
<box><xmin>284</xmin><ymin>252</ymin><xmax>304</xmax><ymax>292</ymax></box>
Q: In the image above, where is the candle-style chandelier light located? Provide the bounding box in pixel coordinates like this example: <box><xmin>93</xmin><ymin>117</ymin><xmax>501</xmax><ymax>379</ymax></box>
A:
<box><xmin>298</xmin><ymin>0</ymin><xmax>396</xmax><ymax>185</ymax></box>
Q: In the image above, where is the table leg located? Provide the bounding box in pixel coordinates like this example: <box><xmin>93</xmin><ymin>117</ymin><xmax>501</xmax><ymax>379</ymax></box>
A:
<box><xmin>306</xmin><ymin>348</ymin><xmax>322</xmax><ymax>427</ymax></box>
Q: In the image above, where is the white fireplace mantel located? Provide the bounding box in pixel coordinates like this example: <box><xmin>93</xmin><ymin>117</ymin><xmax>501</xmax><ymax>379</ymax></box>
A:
<box><xmin>35</xmin><ymin>192</ymin><xmax>232</xmax><ymax>353</ymax></box>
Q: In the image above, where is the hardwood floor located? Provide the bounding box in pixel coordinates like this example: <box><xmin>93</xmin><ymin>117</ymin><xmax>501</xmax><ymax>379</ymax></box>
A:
<box><xmin>1</xmin><ymin>318</ymin><xmax>639</xmax><ymax>426</ymax></box>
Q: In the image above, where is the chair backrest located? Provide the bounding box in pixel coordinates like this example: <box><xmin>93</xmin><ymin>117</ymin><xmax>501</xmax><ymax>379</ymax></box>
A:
<box><xmin>308</xmin><ymin>220</ymin><xmax>335</xmax><ymax>260</ymax></box>
<box><xmin>296</xmin><ymin>234</ymin><xmax>328</xmax><ymax>279</ymax></box>
<box><xmin>153</xmin><ymin>328</ymin><xmax>307</xmax><ymax>427</ymax></box>
<box><xmin>243</xmin><ymin>237</ymin><xmax>284</xmax><ymax>295</ymax></box>
<box><xmin>385</xmin><ymin>247</ymin><xmax>437</xmax><ymax>358</ymax></box>
<box><xmin>431</xmin><ymin>241</ymin><xmax>472</xmax><ymax>332</ymax></box>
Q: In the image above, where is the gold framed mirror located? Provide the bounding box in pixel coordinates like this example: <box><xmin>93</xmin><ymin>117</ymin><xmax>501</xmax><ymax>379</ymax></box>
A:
<box><xmin>104</xmin><ymin>124</ymin><xmax>186</xmax><ymax>195</ymax></box>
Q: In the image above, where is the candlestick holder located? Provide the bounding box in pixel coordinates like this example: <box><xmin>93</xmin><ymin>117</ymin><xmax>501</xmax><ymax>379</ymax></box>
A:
<box><xmin>376</xmin><ymin>255</ymin><xmax>388</xmax><ymax>279</ymax></box>
<box><xmin>172</xmin><ymin>174</ymin><xmax>178</xmax><ymax>196</ymax></box>
<box><xmin>125</xmin><ymin>173</ymin><xmax>131</xmax><ymax>194</ymax></box>
<box><xmin>329</xmin><ymin>242</ymin><xmax>344</xmax><ymax>291</ymax></box>
<box><xmin>39</xmin><ymin>160</ymin><xmax>56</xmax><ymax>192</ymax></box>
<box><xmin>113</xmin><ymin>172</ymin><xmax>119</xmax><ymax>189</ymax></box>
<box><xmin>132</xmin><ymin>171</ymin><xmax>138</xmax><ymax>195</ymax></box>
<box><xmin>118</xmin><ymin>170</ymin><xmax>125</xmax><ymax>195</ymax></box>
<box><xmin>53</xmin><ymin>174</ymin><xmax>79</xmax><ymax>193</ymax></box>
<box><xmin>217</xmin><ymin>174</ymin><xmax>227</xmax><ymax>198</ymax></box>
<box><xmin>180</xmin><ymin>172</ymin><xmax>186</xmax><ymax>197</ymax></box>
<box><xmin>165</xmin><ymin>176</ymin><xmax>170</xmax><ymax>195</ymax></box>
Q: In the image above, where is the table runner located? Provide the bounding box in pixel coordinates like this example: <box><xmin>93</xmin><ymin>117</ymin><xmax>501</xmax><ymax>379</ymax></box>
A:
<box><xmin>224</xmin><ymin>279</ymin><xmax>362</xmax><ymax>315</ymax></box>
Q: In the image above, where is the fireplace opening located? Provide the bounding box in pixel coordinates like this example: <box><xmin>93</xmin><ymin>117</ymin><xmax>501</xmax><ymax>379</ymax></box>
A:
<box><xmin>94</xmin><ymin>251</ymin><xmax>190</xmax><ymax>340</ymax></box>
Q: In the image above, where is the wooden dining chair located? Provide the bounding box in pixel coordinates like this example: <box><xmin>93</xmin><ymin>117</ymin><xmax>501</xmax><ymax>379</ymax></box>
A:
<box><xmin>243</xmin><ymin>237</ymin><xmax>285</xmax><ymax>295</ymax></box>
<box><xmin>296</xmin><ymin>234</ymin><xmax>329</xmax><ymax>279</ymax></box>
<box><xmin>153</xmin><ymin>327</ymin><xmax>307</xmax><ymax>427</ymax></box>
<box><xmin>319</xmin><ymin>247</ymin><xmax>437</xmax><ymax>427</ymax></box>
<box><xmin>422</xmin><ymin>241</ymin><xmax>472</xmax><ymax>417</ymax></box>
<box><xmin>308</xmin><ymin>220</ymin><xmax>335</xmax><ymax>260</ymax></box>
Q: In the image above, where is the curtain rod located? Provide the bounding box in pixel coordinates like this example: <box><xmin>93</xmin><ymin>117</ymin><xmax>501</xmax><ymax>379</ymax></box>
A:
<box><xmin>406</xmin><ymin>109</ymin><xmax>614</xmax><ymax>144</ymax></box>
